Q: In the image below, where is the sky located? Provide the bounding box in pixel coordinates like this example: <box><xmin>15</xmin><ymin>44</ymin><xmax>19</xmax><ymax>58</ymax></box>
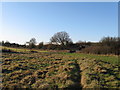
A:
<box><xmin>1</xmin><ymin>2</ymin><xmax>118</xmax><ymax>44</ymax></box>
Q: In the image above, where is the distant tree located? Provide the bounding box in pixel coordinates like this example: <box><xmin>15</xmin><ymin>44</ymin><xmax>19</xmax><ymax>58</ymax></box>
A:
<box><xmin>50</xmin><ymin>31</ymin><xmax>72</xmax><ymax>46</ymax></box>
<box><xmin>29</xmin><ymin>38</ymin><xmax>36</xmax><ymax>45</ymax></box>
<box><xmin>0</xmin><ymin>41</ymin><xmax>4</xmax><ymax>46</ymax></box>
<box><xmin>99</xmin><ymin>36</ymin><xmax>120</xmax><ymax>55</ymax></box>
<box><xmin>100</xmin><ymin>37</ymin><xmax>118</xmax><ymax>46</ymax></box>
<box><xmin>29</xmin><ymin>43</ymin><xmax>36</xmax><ymax>49</ymax></box>
<box><xmin>37</xmin><ymin>42</ymin><xmax>43</xmax><ymax>49</ymax></box>
<box><xmin>0</xmin><ymin>41</ymin><xmax>1</xmax><ymax>46</ymax></box>
<box><xmin>26</xmin><ymin>38</ymin><xmax>36</xmax><ymax>49</ymax></box>
<box><xmin>4</xmin><ymin>41</ymin><xmax>10</xmax><ymax>47</ymax></box>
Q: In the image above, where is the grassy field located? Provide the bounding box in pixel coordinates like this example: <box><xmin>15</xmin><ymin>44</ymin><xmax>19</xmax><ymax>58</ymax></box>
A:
<box><xmin>1</xmin><ymin>46</ymin><xmax>120</xmax><ymax>89</ymax></box>
<box><xmin>62</xmin><ymin>53</ymin><xmax>119</xmax><ymax>65</ymax></box>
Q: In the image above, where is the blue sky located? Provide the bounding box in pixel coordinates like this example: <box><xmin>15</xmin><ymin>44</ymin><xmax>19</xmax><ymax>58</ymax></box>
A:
<box><xmin>1</xmin><ymin>2</ymin><xmax>118</xmax><ymax>44</ymax></box>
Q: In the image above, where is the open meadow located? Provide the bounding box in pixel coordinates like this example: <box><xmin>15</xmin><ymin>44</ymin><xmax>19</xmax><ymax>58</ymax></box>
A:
<box><xmin>1</xmin><ymin>46</ymin><xmax>120</xmax><ymax>89</ymax></box>
<box><xmin>1</xmin><ymin>2</ymin><xmax>119</xmax><ymax>89</ymax></box>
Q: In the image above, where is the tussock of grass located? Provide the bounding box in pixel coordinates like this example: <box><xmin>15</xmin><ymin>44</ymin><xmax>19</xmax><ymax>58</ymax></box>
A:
<box><xmin>2</xmin><ymin>47</ymin><xmax>120</xmax><ymax>89</ymax></box>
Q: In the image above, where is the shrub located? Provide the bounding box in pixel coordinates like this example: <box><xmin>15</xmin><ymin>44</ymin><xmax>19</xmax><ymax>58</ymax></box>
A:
<box><xmin>80</xmin><ymin>45</ymin><xmax>112</xmax><ymax>54</ymax></box>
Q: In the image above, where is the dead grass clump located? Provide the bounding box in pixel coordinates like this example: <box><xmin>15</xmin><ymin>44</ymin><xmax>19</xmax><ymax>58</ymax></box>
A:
<box><xmin>23</xmin><ymin>70</ymin><xmax>32</xmax><ymax>76</ymax></box>
<box><xmin>8</xmin><ymin>64</ymin><xmax>21</xmax><ymax>71</ymax></box>
<box><xmin>32</xmin><ymin>80</ymin><xmax>54</xmax><ymax>89</ymax></box>
<box><xmin>20</xmin><ymin>75</ymin><xmax>35</xmax><ymax>85</ymax></box>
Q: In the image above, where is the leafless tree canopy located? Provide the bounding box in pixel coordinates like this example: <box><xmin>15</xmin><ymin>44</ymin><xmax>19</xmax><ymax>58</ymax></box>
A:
<box><xmin>29</xmin><ymin>38</ymin><xmax>36</xmax><ymax>44</ymax></box>
<box><xmin>26</xmin><ymin>38</ymin><xmax>37</xmax><ymax>49</ymax></box>
<box><xmin>50</xmin><ymin>31</ymin><xmax>72</xmax><ymax>45</ymax></box>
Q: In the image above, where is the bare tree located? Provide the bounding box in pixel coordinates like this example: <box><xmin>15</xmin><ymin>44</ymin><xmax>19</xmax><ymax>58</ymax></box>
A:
<box><xmin>50</xmin><ymin>31</ymin><xmax>72</xmax><ymax>45</ymax></box>
<box><xmin>26</xmin><ymin>38</ymin><xmax>36</xmax><ymax>49</ymax></box>
<box><xmin>29</xmin><ymin>38</ymin><xmax>36</xmax><ymax>44</ymax></box>
<box><xmin>37</xmin><ymin>42</ymin><xmax>43</xmax><ymax>49</ymax></box>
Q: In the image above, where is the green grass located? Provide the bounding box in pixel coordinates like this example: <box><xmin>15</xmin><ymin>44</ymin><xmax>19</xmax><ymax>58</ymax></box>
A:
<box><xmin>2</xmin><ymin>46</ymin><xmax>48</xmax><ymax>53</ymax></box>
<box><xmin>2</xmin><ymin>46</ymin><xmax>119</xmax><ymax>65</ymax></box>
<box><xmin>62</xmin><ymin>53</ymin><xmax>119</xmax><ymax>65</ymax></box>
<box><xmin>2</xmin><ymin>46</ymin><xmax>120</xmax><ymax>88</ymax></box>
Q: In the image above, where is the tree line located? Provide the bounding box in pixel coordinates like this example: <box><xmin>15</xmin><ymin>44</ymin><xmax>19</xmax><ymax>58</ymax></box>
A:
<box><xmin>1</xmin><ymin>31</ymin><xmax>120</xmax><ymax>55</ymax></box>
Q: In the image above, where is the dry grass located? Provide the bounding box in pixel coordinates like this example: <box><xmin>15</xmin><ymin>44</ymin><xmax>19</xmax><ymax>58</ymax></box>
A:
<box><xmin>1</xmin><ymin>47</ymin><xmax>120</xmax><ymax>89</ymax></box>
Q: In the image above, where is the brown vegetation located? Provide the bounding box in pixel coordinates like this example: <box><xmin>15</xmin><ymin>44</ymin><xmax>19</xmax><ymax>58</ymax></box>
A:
<box><xmin>1</xmin><ymin>47</ymin><xmax>120</xmax><ymax>89</ymax></box>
